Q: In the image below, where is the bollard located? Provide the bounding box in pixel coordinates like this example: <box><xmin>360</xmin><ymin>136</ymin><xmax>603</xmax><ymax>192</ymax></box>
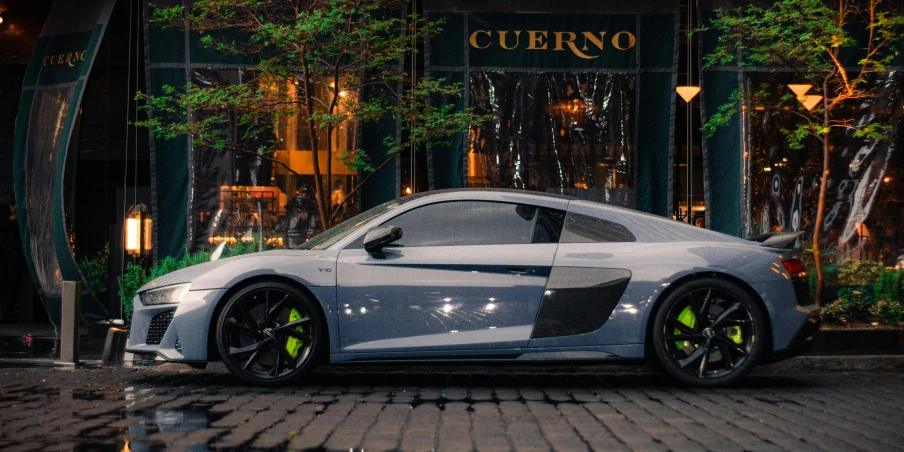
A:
<box><xmin>102</xmin><ymin>327</ymin><xmax>129</xmax><ymax>365</ymax></box>
<box><xmin>58</xmin><ymin>281</ymin><xmax>82</xmax><ymax>365</ymax></box>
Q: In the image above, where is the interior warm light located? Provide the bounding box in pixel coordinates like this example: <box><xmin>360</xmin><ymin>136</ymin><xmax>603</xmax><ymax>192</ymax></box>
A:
<box><xmin>884</xmin><ymin>176</ymin><xmax>892</xmax><ymax>183</ymax></box>
<box><xmin>798</xmin><ymin>94</ymin><xmax>823</xmax><ymax>111</ymax></box>
<box><xmin>126</xmin><ymin>218</ymin><xmax>140</xmax><ymax>251</ymax></box>
<box><xmin>787</xmin><ymin>84</ymin><xmax>813</xmax><ymax>97</ymax></box>
<box><xmin>676</xmin><ymin>86</ymin><xmax>701</xmax><ymax>103</ymax></box>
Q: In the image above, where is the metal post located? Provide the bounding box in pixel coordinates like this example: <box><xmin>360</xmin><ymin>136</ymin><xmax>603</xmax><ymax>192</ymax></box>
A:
<box><xmin>59</xmin><ymin>281</ymin><xmax>81</xmax><ymax>365</ymax></box>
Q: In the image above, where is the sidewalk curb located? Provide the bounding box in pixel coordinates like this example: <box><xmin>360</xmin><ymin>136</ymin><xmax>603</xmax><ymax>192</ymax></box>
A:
<box><xmin>0</xmin><ymin>359</ymin><xmax>103</xmax><ymax>369</ymax></box>
<box><xmin>755</xmin><ymin>355</ymin><xmax>904</xmax><ymax>374</ymax></box>
<box><xmin>1</xmin><ymin>355</ymin><xmax>902</xmax><ymax>374</ymax></box>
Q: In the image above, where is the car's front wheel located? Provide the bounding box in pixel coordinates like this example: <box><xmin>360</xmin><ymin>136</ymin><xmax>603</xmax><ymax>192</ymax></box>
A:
<box><xmin>216</xmin><ymin>281</ymin><xmax>324</xmax><ymax>386</ymax></box>
<box><xmin>652</xmin><ymin>278</ymin><xmax>765</xmax><ymax>387</ymax></box>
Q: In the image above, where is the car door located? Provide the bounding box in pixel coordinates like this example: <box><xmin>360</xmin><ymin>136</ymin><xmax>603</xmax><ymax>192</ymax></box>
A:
<box><xmin>336</xmin><ymin>200</ymin><xmax>566</xmax><ymax>353</ymax></box>
<box><xmin>529</xmin><ymin>204</ymin><xmax>638</xmax><ymax>349</ymax></box>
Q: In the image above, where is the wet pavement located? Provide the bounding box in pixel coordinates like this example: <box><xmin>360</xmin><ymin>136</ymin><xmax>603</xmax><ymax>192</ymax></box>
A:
<box><xmin>0</xmin><ymin>363</ymin><xmax>902</xmax><ymax>451</ymax></box>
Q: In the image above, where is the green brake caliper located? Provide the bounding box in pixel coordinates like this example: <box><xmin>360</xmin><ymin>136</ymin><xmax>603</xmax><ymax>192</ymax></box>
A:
<box><xmin>284</xmin><ymin>308</ymin><xmax>305</xmax><ymax>358</ymax></box>
<box><xmin>675</xmin><ymin>306</ymin><xmax>697</xmax><ymax>351</ymax></box>
<box><xmin>727</xmin><ymin>326</ymin><xmax>743</xmax><ymax>344</ymax></box>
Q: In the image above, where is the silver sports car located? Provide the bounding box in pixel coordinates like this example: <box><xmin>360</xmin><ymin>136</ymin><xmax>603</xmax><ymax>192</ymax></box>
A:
<box><xmin>127</xmin><ymin>189</ymin><xmax>819</xmax><ymax>387</ymax></box>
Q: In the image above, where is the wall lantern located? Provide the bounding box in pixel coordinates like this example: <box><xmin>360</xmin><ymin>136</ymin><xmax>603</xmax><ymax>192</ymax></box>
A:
<box><xmin>788</xmin><ymin>84</ymin><xmax>823</xmax><ymax>111</ymax></box>
<box><xmin>676</xmin><ymin>86</ymin><xmax>701</xmax><ymax>103</ymax></box>
<box><xmin>125</xmin><ymin>204</ymin><xmax>152</xmax><ymax>257</ymax></box>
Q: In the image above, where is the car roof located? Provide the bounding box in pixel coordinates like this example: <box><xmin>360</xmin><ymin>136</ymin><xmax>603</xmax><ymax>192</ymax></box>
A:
<box><xmin>399</xmin><ymin>189</ymin><xmax>749</xmax><ymax>245</ymax></box>
<box><xmin>397</xmin><ymin>188</ymin><xmax>574</xmax><ymax>204</ymax></box>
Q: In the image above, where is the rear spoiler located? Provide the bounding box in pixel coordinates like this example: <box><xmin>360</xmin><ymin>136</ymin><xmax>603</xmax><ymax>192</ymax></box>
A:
<box><xmin>746</xmin><ymin>232</ymin><xmax>803</xmax><ymax>250</ymax></box>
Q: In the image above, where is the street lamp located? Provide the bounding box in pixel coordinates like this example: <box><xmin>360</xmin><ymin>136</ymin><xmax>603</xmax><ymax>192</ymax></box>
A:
<box><xmin>787</xmin><ymin>84</ymin><xmax>823</xmax><ymax>111</ymax></box>
<box><xmin>676</xmin><ymin>86</ymin><xmax>701</xmax><ymax>103</ymax></box>
<box><xmin>125</xmin><ymin>204</ymin><xmax>152</xmax><ymax>257</ymax></box>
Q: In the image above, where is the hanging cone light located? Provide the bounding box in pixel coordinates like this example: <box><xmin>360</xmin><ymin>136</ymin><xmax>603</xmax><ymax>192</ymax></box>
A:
<box><xmin>787</xmin><ymin>84</ymin><xmax>813</xmax><ymax>97</ymax></box>
<box><xmin>798</xmin><ymin>94</ymin><xmax>823</xmax><ymax>111</ymax></box>
<box><xmin>676</xmin><ymin>86</ymin><xmax>701</xmax><ymax>103</ymax></box>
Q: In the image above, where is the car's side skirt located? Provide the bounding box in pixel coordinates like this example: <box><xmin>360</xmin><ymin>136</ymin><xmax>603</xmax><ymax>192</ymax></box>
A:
<box><xmin>328</xmin><ymin>344</ymin><xmax>645</xmax><ymax>363</ymax></box>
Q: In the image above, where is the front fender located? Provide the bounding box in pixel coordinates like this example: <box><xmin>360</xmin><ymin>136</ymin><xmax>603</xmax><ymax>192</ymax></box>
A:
<box><xmin>141</xmin><ymin>249</ymin><xmax>341</xmax><ymax>291</ymax></box>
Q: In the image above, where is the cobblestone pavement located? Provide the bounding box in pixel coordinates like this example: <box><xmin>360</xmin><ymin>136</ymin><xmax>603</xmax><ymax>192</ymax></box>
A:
<box><xmin>0</xmin><ymin>364</ymin><xmax>903</xmax><ymax>451</ymax></box>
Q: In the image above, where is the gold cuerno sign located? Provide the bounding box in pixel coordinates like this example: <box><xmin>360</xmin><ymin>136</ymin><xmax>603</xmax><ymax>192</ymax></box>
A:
<box><xmin>42</xmin><ymin>50</ymin><xmax>87</xmax><ymax>67</ymax></box>
<box><xmin>469</xmin><ymin>30</ymin><xmax>636</xmax><ymax>59</ymax></box>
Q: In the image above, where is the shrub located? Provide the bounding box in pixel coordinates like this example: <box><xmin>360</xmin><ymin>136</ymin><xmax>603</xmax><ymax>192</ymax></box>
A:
<box><xmin>870</xmin><ymin>300</ymin><xmax>904</xmax><ymax>326</ymax></box>
<box><xmin>835</xmin><ymin>259</ymin><xmax>885</xmax><ymax>285</ymax></box>
<box><xmin>118</xmin><ymin>243</ymin><xmax>265</xmax><ymax>322</ymax></box>
<box><xmin>118</xmin><ymin>262</ymin><xmax>148</xmax><ymax>320</ymax></box>
<box><xmin>78</xmin><ymin>244</ymin><xmax>109</xmax><ymax>296</ymax></box>
<box><xmin>821</xmin><ymin>288</ymin><xmax>875</xmax><ymax>324</ymax></box>
<box><xmin>874</xmin><ymin>267</ymin><xmax>904</xmax><ymax>303</ymax></box>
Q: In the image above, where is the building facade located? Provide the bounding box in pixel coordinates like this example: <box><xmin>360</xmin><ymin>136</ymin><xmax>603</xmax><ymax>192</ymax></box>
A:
<box><xmin>6</xmin><ymin>0</ymin><xmax>904</xmax><ymax>323</ymax></box>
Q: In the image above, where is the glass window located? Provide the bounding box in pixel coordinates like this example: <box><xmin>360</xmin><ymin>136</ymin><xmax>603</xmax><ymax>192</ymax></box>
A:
<box><xmin>561</xmin><ymin>212</ymin><xmax>635</xmax><ymax>243</ymax></box>
<box><xmin>375</xmin><ymin>201</ymin><xmax>564</xmax><ymax>248</ymax></box>
<box><xmin>467</xmin><ymin>72</ymin><xmax>636</xmax><ymax>209</ymax></box>
<box><xmin>532</xmin><ymin>207</ymin><xmax>567</xmax><ymax>244</ymax></box>
<box><xmin>299</xmin><ymin>200</ymin><xmax>400</xmax><ymax>250</ymax></box>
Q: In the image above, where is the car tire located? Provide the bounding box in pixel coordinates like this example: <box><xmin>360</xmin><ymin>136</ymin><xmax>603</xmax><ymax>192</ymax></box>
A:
<box><xmin>216</xmin><ymin>281</ymin><xmax>325</xmax><ymax>386</ymax></box>
<box><xmin>652</xmin><ymin>278</ymin><xmax>765</xmax><ymax>387</ymax></box>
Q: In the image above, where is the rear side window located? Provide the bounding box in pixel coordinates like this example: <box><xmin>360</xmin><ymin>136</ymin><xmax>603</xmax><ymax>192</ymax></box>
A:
<box><xmin>532</xmin><ymin>207</ymin><xmax>566</xmax><ymax>244</ymax></box>
<box><xmin>561</xmin><ymin>211</ymin><xmax>636</xmax><ymax>243</ymax></box>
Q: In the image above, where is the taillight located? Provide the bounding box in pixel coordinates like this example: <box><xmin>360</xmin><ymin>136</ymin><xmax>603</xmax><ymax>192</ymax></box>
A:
<box><xmin>782</xmin><ymin>259</ymin><xmax>808</xmax><ymax>279</ymax></box>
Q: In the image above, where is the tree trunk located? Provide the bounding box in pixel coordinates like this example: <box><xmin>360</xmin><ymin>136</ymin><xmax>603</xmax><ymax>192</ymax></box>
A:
<box><xmin>325</xmin><ymin>122</ymin><xmax>334</xmax><ymax>229</ymax></box>
<box><xmin>812</xmin><ymin>90</ymin><xmax>832</xmax><ymax>307</ymax></box>
<box><xmin>301</xmin><ymin>73</ymin><xmax>331</xmax><ymax>232</ymax></box>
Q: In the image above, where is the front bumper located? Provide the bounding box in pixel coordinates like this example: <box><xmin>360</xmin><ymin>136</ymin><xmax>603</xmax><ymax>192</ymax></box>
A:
<box><xmin>126</xmin><ymin>288</ymin><xmax>227</xmax><ymax>361</ymax></box>
<box><xmin>765</xmin><ymin>304</ymin><xmax>821</xmax><ymax>363</ymax></box>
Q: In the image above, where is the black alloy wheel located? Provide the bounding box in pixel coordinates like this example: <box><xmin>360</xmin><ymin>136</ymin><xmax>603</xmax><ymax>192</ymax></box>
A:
<box><xmin>216</xmin><ymin>281</ymin><xmax>324</xmax><ymax>386</ymax></box>
<box><xmin>652</xmin><ymin>278</ymin><xmax>765</xmax><ymax>387</ymax></box>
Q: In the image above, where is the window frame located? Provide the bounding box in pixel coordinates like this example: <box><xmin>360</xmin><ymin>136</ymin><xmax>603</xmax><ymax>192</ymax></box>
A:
<box><xmin>344</xmin><ymin>199</ymin><xmax>567</xmax><ymax>249</ymax></box>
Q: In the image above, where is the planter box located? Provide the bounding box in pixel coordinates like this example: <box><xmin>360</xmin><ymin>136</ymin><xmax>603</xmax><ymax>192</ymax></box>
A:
<box><xmin>807</xmin><ymin>328</ymin><xmax>904</xmax><ymax>356</ymax></box>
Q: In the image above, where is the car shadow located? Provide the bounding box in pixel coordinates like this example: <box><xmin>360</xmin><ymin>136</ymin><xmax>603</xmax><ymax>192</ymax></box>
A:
<box><xmin>129</xmin><ymin>361</ymin><xmax>821</xmax><ymax>391</ymax></box>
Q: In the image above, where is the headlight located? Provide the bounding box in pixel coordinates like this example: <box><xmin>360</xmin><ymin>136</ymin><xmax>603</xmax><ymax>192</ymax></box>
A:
<box><xmin>139</xmin><ymin>284</ymin><xmax>191</xmax><ymax>306</ymax></box>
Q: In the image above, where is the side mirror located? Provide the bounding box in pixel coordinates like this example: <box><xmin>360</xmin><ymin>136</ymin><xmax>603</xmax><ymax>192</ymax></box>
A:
<box><xmin>363</xmin><ymin>225</ymin><xmax>403</xmax><ymax>254</ymax></box>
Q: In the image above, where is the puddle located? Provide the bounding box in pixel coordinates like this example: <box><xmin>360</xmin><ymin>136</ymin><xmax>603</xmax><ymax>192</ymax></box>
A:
<box><xmin>0</xmin><ymin>336</ymin><xmax>58</xmax><ymax>360</ymax></box>
<box><xmin>118</xmin><ymin>407</ymin><xmax>223</xmax><ymax>451</ymax></box>
<box><xmin>0</xmin><ymin>335</ymin><xmax>107</xmax><ymax>361</ymax></box>
<box><xmin>73</xmin><ymin>390</ymin><xmax>106</xmax><ymax>401</ymax></box>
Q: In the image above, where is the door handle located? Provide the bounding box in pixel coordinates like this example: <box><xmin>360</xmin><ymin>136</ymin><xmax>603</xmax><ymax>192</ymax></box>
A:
<box><xmin>508</xmin><ymin>267</ymin><xmax>528</xmax><ymax>274</ymax></box>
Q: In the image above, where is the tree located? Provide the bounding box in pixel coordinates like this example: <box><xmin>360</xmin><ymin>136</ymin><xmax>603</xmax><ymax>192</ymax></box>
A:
<box><xmin>138</xmin><ymin>0</ymin><xmax>484</xmax><ymax>231</ymax></box>
<box><xmin>700</xmin><ymin>0</ymin><xmax>904</xmax><ymax>304</ymax></box>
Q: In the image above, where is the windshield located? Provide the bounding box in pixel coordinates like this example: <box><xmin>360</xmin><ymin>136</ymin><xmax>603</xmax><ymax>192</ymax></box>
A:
<box><xmin>297</xmin><ymin>200</ymin><xmax>400</xmax><ymax>250</ymax></box>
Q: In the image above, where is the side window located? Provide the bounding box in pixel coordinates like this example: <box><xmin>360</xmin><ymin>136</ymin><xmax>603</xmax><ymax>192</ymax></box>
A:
<box><xmin>532</xmin><ymin>207</ymin><xmax>567</xmax><ymax>244</ymax></box>
<box><xmin>561</xmin><ymin>211</ymin><xmax>636</xmax><ymax>243</ymax></box>
<box><xmin>370</xmin><ymin>201</ymin><xmax>565</xmax><ymax>248</ymax></box>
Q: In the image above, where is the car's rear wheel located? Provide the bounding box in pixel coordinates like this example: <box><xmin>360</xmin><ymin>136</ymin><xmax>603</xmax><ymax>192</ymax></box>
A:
<box><xmin>216</xmin><ymin>281</ymin><xmax>324</xmax><ymax>386</ymax></box>
<box><xmin>652</xmin><ymin>278</ymin><xmax>765</xmax><ymax>387</ymax></box>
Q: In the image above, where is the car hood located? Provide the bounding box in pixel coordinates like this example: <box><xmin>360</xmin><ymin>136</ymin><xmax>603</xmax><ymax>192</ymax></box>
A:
<box><xmin>139</xmin><ymin>249</ymin><xmax>341</xmax><ymax>292</ymax></box>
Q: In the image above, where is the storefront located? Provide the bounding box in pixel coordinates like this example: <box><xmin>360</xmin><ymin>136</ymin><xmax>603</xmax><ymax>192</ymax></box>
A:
<box><xmin>8</xmin><ymin>0</ymin><xmax>904</xmax><ymax>324</ymax></box>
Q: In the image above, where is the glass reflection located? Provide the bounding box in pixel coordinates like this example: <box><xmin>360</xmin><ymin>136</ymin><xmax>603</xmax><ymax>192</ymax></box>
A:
<box><xmin>189</xmin><ymin>69</ymin><xmax>361</xmax><ymax>253</ymax></box>
<box><xmin>468</xmin><ymin>72</ymin><xmax>636</xmax><ymax>207</ymax></box>
<box><xmin>744</xmin><ymin>72</ymin><xmax>904</xmax><ymax>266</ymax></box>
